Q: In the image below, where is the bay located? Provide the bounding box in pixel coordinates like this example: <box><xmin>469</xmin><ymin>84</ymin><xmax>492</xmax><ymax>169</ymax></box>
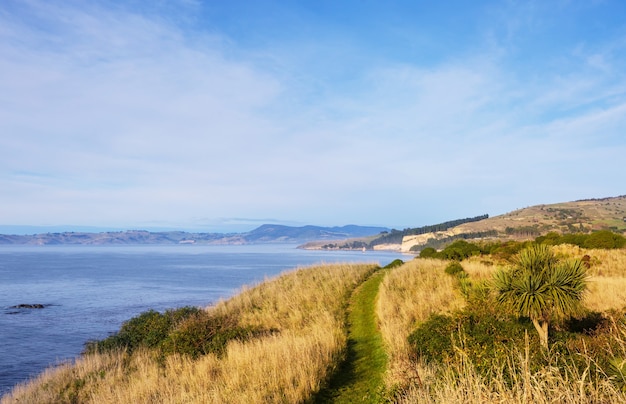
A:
<box><xmin>0</xmin><ymin>244</ymin><xmax>407</xmax><ymax>395</ymax></box>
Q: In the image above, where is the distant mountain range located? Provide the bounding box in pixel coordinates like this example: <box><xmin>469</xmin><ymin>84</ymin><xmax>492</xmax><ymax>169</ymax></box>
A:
<box><xmin>0</xmin><ymin>224</ymin><xmax>390</xmax><ymax>245</ymax></box>
<box><xmin>5</xmin><ymin>196</ymin><xmax>624</xmax><ymax>248</ymax></box>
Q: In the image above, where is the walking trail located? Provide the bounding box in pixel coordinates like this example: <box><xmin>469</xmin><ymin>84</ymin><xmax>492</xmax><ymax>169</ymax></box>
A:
<box><xmin>314</xmin><ymin>269</ymin><xmax>388</xmax><ymax>403</ymax></box>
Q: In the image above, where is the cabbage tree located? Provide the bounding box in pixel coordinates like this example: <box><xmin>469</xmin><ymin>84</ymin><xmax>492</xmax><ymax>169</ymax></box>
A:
<box><xmin>493</xmin><ymin>244</ymin><xmax>587</xmax><ymax>349</ymax></box>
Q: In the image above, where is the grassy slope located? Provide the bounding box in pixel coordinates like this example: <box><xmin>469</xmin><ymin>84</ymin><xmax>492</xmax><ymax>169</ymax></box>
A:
<box><xmin>402</xmin><ymin>195</ymin><xmax>626</xmax><ymax>250</ymax></box>
<box><xmin>2</xmin><ymin>263</ymin><xmax>378</xmax><ymax>404</ymax></box>
<box><xmin>314</xmin><ymin>269</ymin><xmax>388</xmax><ymax>403</ymax></box>
<box><xmin>382</xmin><ymin>248</ymin><xmax>626</xmax><ymax>403</ymax></box>
<box><xmin>6</xmin><ymin>245</ymin><xmax>626</xmax><ymax>403</ymax></box>
<box><xmin>456</xmin><ymin>195</ymin><xmax>626</xmax><ymax>234</ymax></box>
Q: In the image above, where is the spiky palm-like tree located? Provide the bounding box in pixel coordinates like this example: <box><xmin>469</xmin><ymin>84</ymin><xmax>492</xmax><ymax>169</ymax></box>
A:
<box><xmin>493</xmin><ymin>244</ymin><xmax>588</xmax><ymax>349</ymax></box>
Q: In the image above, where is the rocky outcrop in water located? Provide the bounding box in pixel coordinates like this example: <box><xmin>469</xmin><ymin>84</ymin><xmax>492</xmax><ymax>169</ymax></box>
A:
<box><xmin>10</xmin><ymin>304</ymin><xmax>45</xmax><ymax>309</ymax></box>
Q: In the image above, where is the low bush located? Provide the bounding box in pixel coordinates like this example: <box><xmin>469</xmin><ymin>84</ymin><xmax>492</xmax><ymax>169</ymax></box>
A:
<box><xmin>84</xmin><ymin>308</ymin><xmax>198</xmax><ymax>354</ymax></box>
<box><xmin>558</xmin><ymin>309</ymin><xmax>626</xmax><ymax>374</ymax></box>
<box><xmin>536</xmin><ymin>230</ymin><xmax>626</xmax><ymax>249</ymax></box>
<box><xmin>407</xmin><ymin>314</ymin><xmax>456</xmax><ymax>364</ymax></box>
<box><xmin>439</xmin><ymin>240</ymin><xmax>481</xmax><ymax>260</ymax></box>
<box><xmin>444</xmin><ymin>261</ymin><xmax>465</xmax><ymax>276</ymax></box>
<box><xmin>160</xmin><ymin>312</ymin><xmax>263</xmax><ymax>358</ymax></box>
<box><xmin>480</xmin><ymin>240</ymin><xmax>529</xmax><ymax>261</ymax></box>
<box><xmin>419</xmin><ymin>247</ymin><xmax>437</xmax><ymax>258</ymax></box>
<box><xmin>383</xmin><ymin>259</ymin><xmax>404</xmax><ymax>269</ymax></box>
<box><xmin>85</xmin><ymin>306</ymin><xmax>259</xmax><ymax>359</ymax></box>
<box><xmin>408</xmin><ymin>306</ymin><xmax>542</xmax><ymax>379</ymax></box>
<box><xmin>408</xmin><ymin>303</ymin><xmax>626</xmax><ymax>389</ymax></box>
<box><xmin>416</xmin><ymin>241</ymin><xmax>482</xmax><ymax>261</ymax></box>
<box><xmin>584</xmin><ymin>230</ymin><xmax>626</xmax><ymax>249</ymax></box>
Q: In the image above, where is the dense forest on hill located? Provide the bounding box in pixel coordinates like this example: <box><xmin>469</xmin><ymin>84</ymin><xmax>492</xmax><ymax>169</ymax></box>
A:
<box><xmin>369</xmin><ymin>214</ymin><xmax>489</xmax><ymax>247</ymax></box>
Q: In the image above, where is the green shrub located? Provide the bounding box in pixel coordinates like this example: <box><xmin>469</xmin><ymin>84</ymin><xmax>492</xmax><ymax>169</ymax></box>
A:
<box><xmin>85</xmin><ymin>306</ymin><xmax>261</xmax><ymax>359</ymax></box>
<box><xmin>535</xmin><ymin>231</ymin><xmax>562</xmax><ymax>245</ymax></box>
<box><xmin>407</xmin><ymin>314</ymin><xmax>456</xmax><ymax>364</ymax></box>
<box><xmin>418</xmin><ymin>241</ymin><xmax>483</xmax><ymax>261</ymax></box>
<box><xmin>482</xmin><ymin>240</ymin><xmax>528</xmax><ymax>261</ymax></box>
<box><xmin>85</xmin><ymin>308</ymin><xmax>189</xmax><ymax>354</ymax></box>
<box><xmin>559</xmin><ymin>233</ymin><xmax>588</xmax><ymax>247</ymax></box>
<box><xmin>447</xmin><ymin>240</ymin><xmax>480</xmax><ymax>260</ymax></box>
<box><xmin>584</xmin><ymin>230</ymin><xmax>626</xmax><ymax>249</ymax></box>
<box><xmin>419</xmin><ymin>247</ymin><xmax>437</xmax><ymax>258</ymax></box>
<box><xmin>383</xmin><ymin>259</ymin><xmax>404</xmax><ymax>269</ymax></box>
<box><xmin>408</xmin><ymin>306</ymin><xmax>543</xmax><ymax>380</ymax></box>
<box><xmin>444</xmin><ymin>261</ymin><xmax>464</xmax><ymax>276</ymax></box>
<box><xmin>161</xmin><ymin>312</ymin><xmax>260</xmax><ymax>358</ymax></box>
<box><xmin>408</xmin><ymin>303</ymin><xmax>626</xmax><ymax>389</ymax></box>
<box><xmin>439</xmin><ymin>240</ymin><xmax>481</xmax><ymax>261</ymax></box>
<box><xmin>535</xmin><ymin>230</ymin><xmax>626</xmax><ymax>249</ymax></box>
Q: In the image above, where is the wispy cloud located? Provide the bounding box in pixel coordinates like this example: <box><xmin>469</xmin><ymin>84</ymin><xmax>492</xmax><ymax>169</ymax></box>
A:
<box><xmin>1</xmin><ymin>0</ymin><xmax>625</xmax><ymax>229</ymax></box>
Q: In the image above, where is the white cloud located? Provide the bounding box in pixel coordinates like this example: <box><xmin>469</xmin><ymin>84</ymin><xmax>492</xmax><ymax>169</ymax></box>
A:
<box><xmin>1</xmin><ymin>1</ymin><xmax>625</xmax><ymax>229</ymax></box>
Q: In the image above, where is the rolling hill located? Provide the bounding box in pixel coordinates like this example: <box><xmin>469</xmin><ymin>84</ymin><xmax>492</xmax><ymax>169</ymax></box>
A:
<box><xmin>401</xmin><ymin>195</ymin><xmax>626</xmax><ymax>251</ymax></box>
<box><xmin>0</xmin><ymin>224</ymin><xmax>389</xmax><ymax>245</ymax></box>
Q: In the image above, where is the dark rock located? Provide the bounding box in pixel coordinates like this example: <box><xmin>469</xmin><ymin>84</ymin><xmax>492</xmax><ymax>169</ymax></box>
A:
<box><xmin>10</xmin><ymin>304</ymin><xmax>45</xmax><ymax>309</ymax></box>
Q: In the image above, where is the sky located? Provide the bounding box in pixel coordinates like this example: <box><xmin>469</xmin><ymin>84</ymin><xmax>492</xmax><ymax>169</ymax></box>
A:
<box><xmin>1</xmin><ymin>0</ymin><xmax>625</xmax><ymax>233</ymax></box>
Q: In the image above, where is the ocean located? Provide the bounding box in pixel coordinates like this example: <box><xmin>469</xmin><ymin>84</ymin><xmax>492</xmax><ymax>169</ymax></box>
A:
<box><xmin>0</xmin><ymin>244</ymin><xmax>407</xmax><ymax>395</ymax></box>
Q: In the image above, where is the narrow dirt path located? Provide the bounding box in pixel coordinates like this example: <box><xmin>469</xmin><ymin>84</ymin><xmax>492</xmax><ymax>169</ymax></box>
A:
<box><xmin>314</xmin><ymin>269</ymin><xmax>388</xmax><ymax>403</ymax></box>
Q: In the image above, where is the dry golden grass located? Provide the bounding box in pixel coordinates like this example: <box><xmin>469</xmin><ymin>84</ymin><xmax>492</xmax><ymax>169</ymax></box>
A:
<box><xmin>211</xmin><ymin>262</ymin><xmax>373</xmax><ymax>330</ymax></box>
<box><xmin>552</xmin><ymin>244</ymin><xmax>626</xmax><ymax>276</ymax></box>
<box><xmin>451</xmin><ymin>195</ymin><xmax>626</xmax><ymax>237</ymax></box>
<box><xmin>397</xmin><ymin>346</ymin><xmax>626</xmax><ymax>404</ymax></box>
<box><xmin>6</xmin><ymin>246</ymin><xmax>626</xmax><ymax>403</ymax></box>
<box><xmin>586</xmin><ymin>276</ymin><xmax>626</xmax><ymax>312</ymax></box>
<box><xmin>2</xmin><ymin>263</ymin><xmax>376</xmax><ymax>404</ymax></box>
<box><xmin>17</xmin><ymin>326</ymin><xmax>343</xmax><ymax>403</ymax></box>
<box><xmin>550</xmin><ymin>245</ymin><xmax>626</xmax><ymax>311</ymax></box>
<box><xmin>397</xmin><ymin>319</ymin><xmax>626</xmax><ymax>403</ymax></box>
<box><xmin>1</xmin><ymin>350</ymin><xmax>127</xmax><ymax>404</ymax></box>
<box><xmin>378</xmin><ymin>247</ymin><xmax>626</xmax><ymax>403</ymax></box>
<box><xmin>463</xmin><ymin>246</ymin><xmax>626</xmax><ymax>312</ymax></box>
<box><xmin>376</xmin><ymin>258</ymin><xmax>465</xmax><ymax>392</ymax></box>
<box><xmin>460</xmin><ymin>258</ymin><xmax>498</xmax><ymax>281</ymax></box>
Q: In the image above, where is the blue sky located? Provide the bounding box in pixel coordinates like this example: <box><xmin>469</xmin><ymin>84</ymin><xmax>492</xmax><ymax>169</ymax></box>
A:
<box><xmin>1</xmin><ymin>0</ymin><xmax>625</xmax><ymax>233</ymax></box>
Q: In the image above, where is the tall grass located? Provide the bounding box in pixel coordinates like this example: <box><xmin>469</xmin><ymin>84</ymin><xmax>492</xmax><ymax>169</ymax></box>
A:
<box><xmin>6</xmin><ymin>246</ymin><xmax>625</xmax><ymax>403</ymax></box>
<box><xmin>465</xmin><ymin>246</ymin><xmax>626</xmax><ymax>312</ymax></box>
<box><xmin>376</xmin><ymin>258</ymin><xmax>465</xmax><ymax>392</ymax></box>
<box><xmin>396</xmin><ymin>333</ymin><xmax>626</xmax><ymax>404</ymax></box>
<box><xmin>2</xmin><ymin>263</ymin><xmax>377</xmax><ymax>404</ymax></box>
<box><xmin>550</xmin><ymin>245</ymin><xmax>626</xmax><ymax>311</ymax></box>
<box><xmin>378</xmin><ymin>247</ymin><xmax>626</xmax><ymax>403</ymax></box>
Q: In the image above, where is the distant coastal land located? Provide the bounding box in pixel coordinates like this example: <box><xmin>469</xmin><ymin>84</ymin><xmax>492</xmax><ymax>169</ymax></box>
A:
<box><xmin>0</xmin><ymin>224</ymin><xmax>389</xmax><ymax>246</ymax></box>
<box><xmin>300</xmin><ymin>195</ymin><xmax>626</xmax><ymax>252</ymax></box>
<box><xmin>3</xmin><ymin>196</ymin><xmax>625</xmax><ymax>251</ymax></box>
<box><xmin>4</xmin><ymin>195</ymin><xmax>626</xmax><ymax>402</ymax></box>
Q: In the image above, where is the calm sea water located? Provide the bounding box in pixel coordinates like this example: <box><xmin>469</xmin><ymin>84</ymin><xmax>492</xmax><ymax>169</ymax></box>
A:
<box><xmin>0</xmin><ymin>244</ymin><xmax>407</xmax><ymax>395</ymax></box>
